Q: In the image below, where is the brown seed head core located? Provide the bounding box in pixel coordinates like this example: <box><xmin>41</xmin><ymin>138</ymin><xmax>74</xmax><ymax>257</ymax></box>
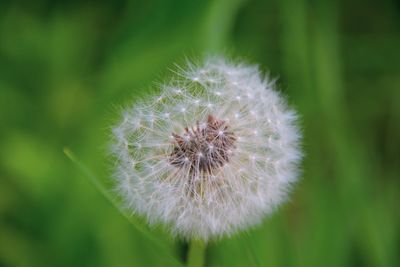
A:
<box><xmin>169</xmin><ymin>115</ymin><xmax>236</xmax><ymax>174</ymax></box>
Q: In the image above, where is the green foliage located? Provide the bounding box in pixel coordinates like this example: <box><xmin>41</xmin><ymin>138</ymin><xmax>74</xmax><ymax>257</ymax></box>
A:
<box><xmin>0</xmin><ymin>0</ymin><xmax>399</xmax><ymax>266</ymax></box>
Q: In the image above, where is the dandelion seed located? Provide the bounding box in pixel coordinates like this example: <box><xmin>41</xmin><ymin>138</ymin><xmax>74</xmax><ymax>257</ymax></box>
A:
<box><xmin>111</xmin><ymin>57</ymin><xmax>302</xmax><ymax>241</ymax></box>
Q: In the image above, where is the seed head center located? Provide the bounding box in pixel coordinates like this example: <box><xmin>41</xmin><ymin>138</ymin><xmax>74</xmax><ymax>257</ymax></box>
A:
<box><xmin>170</xmin><ymin>115</ymin><xmax>236</xmax><ymax>173</ymax></box>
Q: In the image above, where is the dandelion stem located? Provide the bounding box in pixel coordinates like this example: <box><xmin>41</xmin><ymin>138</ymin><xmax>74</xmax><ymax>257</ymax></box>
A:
<box><xmin>187</xmin><ymin>240</ymin><xmax>206</xmax><ymax>267</ymax></box>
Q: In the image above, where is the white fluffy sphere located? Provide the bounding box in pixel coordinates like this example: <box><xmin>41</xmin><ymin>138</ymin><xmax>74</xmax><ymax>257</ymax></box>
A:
<box><xmin>112</xmin><ymin>57</ymin><xmax>302</xmax><ymax>241</ymax></box>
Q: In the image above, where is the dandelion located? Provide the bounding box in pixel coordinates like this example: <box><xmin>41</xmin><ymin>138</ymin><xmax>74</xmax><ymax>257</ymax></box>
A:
<box><xmin>111</xmin><ymin>57</ymin><xmax>302</xmax><ymax>241</ymax></box>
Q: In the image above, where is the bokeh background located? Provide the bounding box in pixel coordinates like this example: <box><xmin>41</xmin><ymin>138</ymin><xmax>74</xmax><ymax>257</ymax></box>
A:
<box><xmin>1</xmin><ymin>0</ymin><xmax>399</xmax><ymax>266</ymax></box>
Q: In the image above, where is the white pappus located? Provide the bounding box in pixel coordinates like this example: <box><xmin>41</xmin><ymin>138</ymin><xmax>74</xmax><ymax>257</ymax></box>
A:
<box><xmin>111</xmin><ymin>57</ymin><xmax>302</xmax><ymax>241</ymax></box>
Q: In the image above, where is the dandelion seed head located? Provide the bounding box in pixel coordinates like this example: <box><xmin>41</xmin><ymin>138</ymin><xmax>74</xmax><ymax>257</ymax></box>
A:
<box><xmin>112</xmin><ymin>57</ymin><xmax>302</xmax><ymax>241</ymax></box>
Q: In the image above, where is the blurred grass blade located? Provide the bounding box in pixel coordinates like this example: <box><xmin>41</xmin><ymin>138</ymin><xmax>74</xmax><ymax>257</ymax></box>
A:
<box><xmin>63</xmin><ymin>147</ymin><xmax>184</xmax><ymax>267</ymax></box>
<box><xmin>200</xmin><ymin>0</ymin><xmax>245</xmax><ymax>51</ymax></box>
<box><xmin>242</xmin><ymin>233</ymin><xmax>261</xmax><ymax>267</ymax></box>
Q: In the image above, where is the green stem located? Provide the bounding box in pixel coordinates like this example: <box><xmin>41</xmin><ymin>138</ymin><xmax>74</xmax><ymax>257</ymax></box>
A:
<box><xmin>187</xmin><ymin>240</ymin><xmax>206</xmax><ymax>267</ymax></box>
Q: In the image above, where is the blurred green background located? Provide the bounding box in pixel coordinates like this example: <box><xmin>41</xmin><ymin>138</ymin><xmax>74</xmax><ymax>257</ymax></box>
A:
<box><xmin>0</xmin><ymin>0</ymin><xmax>399</xmax><ymax>266</ymax></box>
